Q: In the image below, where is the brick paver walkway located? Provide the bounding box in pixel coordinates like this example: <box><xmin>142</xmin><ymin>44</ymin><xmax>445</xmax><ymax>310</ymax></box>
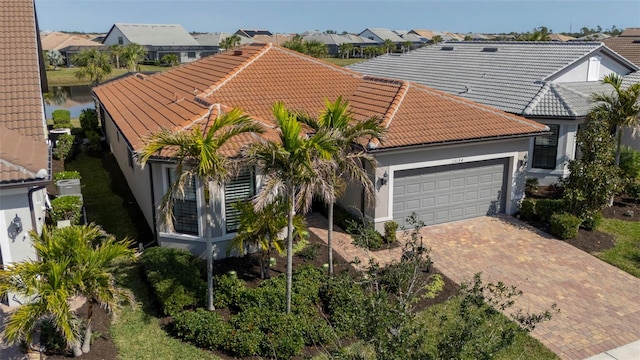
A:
<box><xmin>307</xmin><ymin>212</ymin><xmax>640</xmax><ymax>360</ymax></box>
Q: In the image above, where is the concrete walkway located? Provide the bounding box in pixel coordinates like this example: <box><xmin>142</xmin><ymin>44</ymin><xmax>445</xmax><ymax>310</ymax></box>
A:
<box><xmin>307</xmin><ymin>213</ymin><xmax>640</xmax><ymax>360</ymax></box>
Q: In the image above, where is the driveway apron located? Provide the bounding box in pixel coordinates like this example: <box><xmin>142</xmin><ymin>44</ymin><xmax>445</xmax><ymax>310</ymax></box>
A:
<box><xmin>419</xmin><ymin>215</ymin><xmax>640</xmax><ymax>360</ymax></box>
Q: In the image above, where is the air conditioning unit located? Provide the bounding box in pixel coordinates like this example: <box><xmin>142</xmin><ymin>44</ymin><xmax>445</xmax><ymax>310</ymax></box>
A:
<box><xmin>56</xmin><ymin>179</ymin><xmax>82</xmax><ymax>197</ymax></box>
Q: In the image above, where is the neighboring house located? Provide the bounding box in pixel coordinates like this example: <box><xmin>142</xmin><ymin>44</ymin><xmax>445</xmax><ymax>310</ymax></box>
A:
<box><xmin>573</xmin><ymin>33</ymin><xmax>611</xmax><ymax>41</ymax></box>
<box><xmin>93</xmin><ymin>43</ymin><xmax>546</xmax><ymax>258</ymax></box>
<box><xmin>603</xmin><ymin>28</ymin><xmax>640</xmax><ymax>67</ymax></box>
<box><xmin>251</xmin><ymin>34</ymin><xmax>292</xmax><ymax>46</ymax></box>
<box><xmin>358</xmin><ymin>28</ymin><xmax>404</xmax><ymax>44</ymax></box>
<box><xmin>194</xmin><ymin>32</ymin><xmax>253</xmax><ymax>53</ymax></box>
<box><xmin>349</xmin><ymin>41</ymin><xmax>640</xmax><ymax>184</ymax></box>
<box><xmin>549</xmin><ymin>33</ymin><xmax>577</xmax><ymax>42</ymax></box>
<box><xmin>235</xmin><ymin>29</ymin><xmax>272</xmax><ymax>38</ymax></box>
<box><xmin>302</xmin><ymin>33</ymin><xmax>351</xmax><ymax>56</ymax></box>
<box><xmin>0</xmin><ymin>0</ymin><xmax>52</xmax><ymax>306</ymax></box>
<box><xmin>41</xmin><ymin>31</ymin><xmax>106</xmax><ymax>66</ymax></box>
<box><xmin>408</xmin><ymin>29</ymin><xmax>464</xmax><ymax>42</ymax></box>
<box><xmin>102</xmin><ymin>23</ymin><xmax>217</xmax><ymax>63</ymax></box>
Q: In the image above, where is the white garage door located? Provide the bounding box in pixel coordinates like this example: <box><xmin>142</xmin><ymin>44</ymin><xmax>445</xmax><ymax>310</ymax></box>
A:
<box><xmin>393</xmin><ymin>158</ymin><xmax>507</xmax><ymax>228</ymax></box>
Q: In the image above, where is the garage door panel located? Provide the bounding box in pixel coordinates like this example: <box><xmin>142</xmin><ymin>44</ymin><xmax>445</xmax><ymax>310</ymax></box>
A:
<box><xmin>393</xmin><ymin>159</ymin><xmax>507</xmax><ymax>227</ymax></box>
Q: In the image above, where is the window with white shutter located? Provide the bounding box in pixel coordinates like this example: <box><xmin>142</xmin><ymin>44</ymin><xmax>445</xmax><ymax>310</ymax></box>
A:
<box><xmin>224</xmin><ymin>169</ymin><xmax>255</xmax><ymax>233</ymax></box>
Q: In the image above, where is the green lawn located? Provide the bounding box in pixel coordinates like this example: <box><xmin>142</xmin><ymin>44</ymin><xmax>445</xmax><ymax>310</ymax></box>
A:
<box><xmin>597</xmin><ymin>218</ymin><xmax>640</xmax><ymax>277</ymax></box>
<box><xmin>46</xmin><ymin>65</ymin><xmax>167</xmax><ymax>86</ymax></box>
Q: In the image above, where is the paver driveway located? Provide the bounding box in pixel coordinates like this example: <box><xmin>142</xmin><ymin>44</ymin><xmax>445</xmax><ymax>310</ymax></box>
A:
<box><xmin>419</xmin><ymin>215</ymin><xmax>640</xmax><ymax>360</ymax></box>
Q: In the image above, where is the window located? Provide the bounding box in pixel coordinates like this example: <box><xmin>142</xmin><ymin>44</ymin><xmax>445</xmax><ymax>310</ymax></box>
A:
<box><xmin>532</xmin><ymin>124</ymin><xmax>559</xmax><ymax>169</ymax></box>
<box><xmin>167</xmin><ymin>169</ymin><xmax>199</xmax><ymax>235</ymax></box>
<box><xmin>187</xmin><ymin>52</ymin><xmax>196</xmax><ymax>59</ymax></box>
<box><xmin>118</xmin><ymin>36</ymin><xmax>123</xmax><ymax>45</ymax></box>
<box><xmin>224</xmin><ymin>170</ymin><xmax>255</xmax><ymax>233</ymax></box>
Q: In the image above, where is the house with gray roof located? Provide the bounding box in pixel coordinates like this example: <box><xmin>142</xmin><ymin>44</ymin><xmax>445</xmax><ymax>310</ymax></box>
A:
<box><xmin>349</xmin><ymin>41</ymin><xmax>640</xmax><ymax>183</ymax></box>
<box><xmin>359</xmin><ymin>28</ymin><xmax>404</xmax><ymax>44</ymax></box>
<box><xmin>194</xmin><ymin>32</ymin><xmax>253</xmax><ymax>53</ymax></box>
<box><xmin>103</xmin><ymin>23</ymin><xmax>217</xmax><ymax>63</ymax></box>
<box><xmin>302</xmin><ymin>33</ymin><xmax>351</xmax><ymax>56</ymax></box>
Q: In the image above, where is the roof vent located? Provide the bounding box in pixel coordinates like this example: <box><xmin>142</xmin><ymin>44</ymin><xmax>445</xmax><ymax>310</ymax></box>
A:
<box><xmin>233</xmin><ymin>50</ymin><xmax>243</xmax><ymax>56</ymax></box>
<box><xmin>135</xmin><ymin>73</ymin><xmax>147</xmax><ymax>80</ymax></box>
<box><xmin>482</xmin><ymin>47</ymin><xmax>498</xmax><ymax>52</ymax></box>
<box><xmin>440</xmin><ymin>46</ymin><xmax>454</xmax><ymax>51</ymax></box>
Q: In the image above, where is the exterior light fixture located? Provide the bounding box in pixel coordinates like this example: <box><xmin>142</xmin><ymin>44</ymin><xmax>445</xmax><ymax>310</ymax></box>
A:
<box><xmin>380</xmin><ymin>171</ymin><xmax>389</xmax><ymax>186</ymax></box>
<box><xmin>11</xmin><ymin>214</ymin><xmax>22</xmax><ymax>234</ymax></box>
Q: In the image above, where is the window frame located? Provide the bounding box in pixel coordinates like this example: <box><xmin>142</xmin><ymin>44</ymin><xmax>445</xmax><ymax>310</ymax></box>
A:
<box><xmin>532</xmin><ymin>124</ymin><xmax>560</xmax><ymax>170</ymax></box>
<box><xmin>222</xmin><ymin>169</ymin><xmax>256</xmax><ymax>235</ymax></box>
<box><xmin>162</xmin><ymin>167</ymin><xmax>201</xmax><ymax>237</ymax></box>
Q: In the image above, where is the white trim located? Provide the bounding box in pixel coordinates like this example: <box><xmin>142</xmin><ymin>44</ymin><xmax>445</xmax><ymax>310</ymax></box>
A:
<box><xmin>159</xmin><ymin>231</ymin><xmax>235</xmax><ymax>243</ymax></box>
<box><xmin>383</xmin><ymin>151</ymin><xmax>519</xmax><ymax>223</ymax></box>
<box><xmin>0</xmin><ymin>212</ymin><xmax>11</xmax><ymax>264</ymax></box>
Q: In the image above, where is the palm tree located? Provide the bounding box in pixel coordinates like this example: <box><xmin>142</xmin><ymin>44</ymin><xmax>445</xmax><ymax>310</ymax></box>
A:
<box><xmin>229</xmin><ymin>199</ymin><xmax>308</xmax><ymax>279</ymax></box>
<box><xmin>33</xmin><ymin>225</ymin><xmax>135</xmax><ymax>354</ymax></box>
<box><xmin>221</xmin><ymin>34</ymin><xmax>242</xmax><ymax>50</ymax></box>
<box><xmin>304</xmin><ymin>40</ymin><xmax>328</xmax><ymax>58</ymax></box>
<box><xmin>338</xmin><ymin>43</ymin><xmax>354</xmax><ymax>59</ymax></box>
<box><xmin>109</xmin><ymin>44</ymin><xmax>124</xmax><ymax>69</ymax></box>
<box><xmin>122</xmin><ymin>42</ymin><xmax>148</xmax><ymax>72</ymax></box>
<box><xmin>431</xmin><ymin>35</ymin><xmax>443</xmax><ymax>44</ymax></box>
<box><xmin>246</xmin><ymin>102</ymin><xmax>337</xmax><ymax>313</ymax></box>
<box><xmin>299</xmin><ymin>97</ymin><xmax>385</xmax><ymax>275</ymax></box>
<box><xmin>0</xmin><ymin>259</ymin><xmax>80</xmax><ymax>354</ymax></box>
<box><xmin>46</xmin><ymin>50</ymin><xmax>65</xmax><ymax>70</ymax></box>
<box><xmin>591</xmin><ymin>74</ymin><xmax>640</xmax><ymax>167</ymax></box>
<box><xmin>72</xmin><ymin>49</ymin><xmax>112</xmax><ymax>85</ymax></box>
<box><xmin>402</xmin><ymin>41</ymin><xmax>412</xmax><ymax>53</ymax></box>
<box><xmin>383</xmin><ymin>39</ymin><xmax>395</xmax><ymax>54</ymax></box>
<box><xmin>138</xmin><ymin>107</ymin><xmax>263</xmax><ymax>311</ymax></box>
<box><xmin>161</xmin><ymin>53</ymin><xmax>179</xmax><ymax>66</ymax></box>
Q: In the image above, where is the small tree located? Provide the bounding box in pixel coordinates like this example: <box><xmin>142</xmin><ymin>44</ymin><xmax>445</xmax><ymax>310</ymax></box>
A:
<box><xmin>79</xmin><ymin>108</ymin><xmax>99</xmax><ymax>132</ymax></box>
<box><xmin>563</xmin><ymin>115</ymin><xmax>621</xmax><ymax>223</ymax></box>
<box><xmin>46</xmin><ymin>50</ymin><xmax>65</xmax><ymax>70</ymax></box>
<box><xmin>122</xmin><ymin>42</ymin><xmax>148</xmax><ymax>72</ymax></box>
<box><xmin>382</xmin><ymin>39</ymin><xmax>395</xmax><ymax>54</ymax></box>
<box><xmin>53</xmin><ymin>134</ymin><xmax>75</xmax><ymax>166</ymax></box>
<box><xmin>72</xmin><ymin>49</ymin><xmax>112</xmax><ymax>85</ymax></box>
<box><xmin>161</xmin><ymin>53</ymin><xmax>179</xmax><ymax>67</ymax></box>
<box><xmin>338</xmin><ymin>42</ymin><xmax>353</xmax><ymax>58</ymax></box>
<box><xmin>431</xmin><ymin>35</ymin><xmax>443</xmax><ymax>44</ymax></box>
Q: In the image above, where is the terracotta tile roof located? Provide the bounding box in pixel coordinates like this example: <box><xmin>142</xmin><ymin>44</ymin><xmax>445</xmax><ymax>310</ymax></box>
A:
<box><xmin>41</xmin><ymin>31</ymin><xmax>102</xmax><ymax>51</ymax></box>
<box><xmin>603</xmin><ymin>32</ymin><xmax>640</xmax><ymax>67</ymax></box>
<box><xmin>94</xmin><ymin>43</ymin><xmax>547</xmax><ymax>157</ymax></box>
<box><xmin>0</xmin><ymin>0</ymin><xmax>50</xmax><ymax>184</ymax></box>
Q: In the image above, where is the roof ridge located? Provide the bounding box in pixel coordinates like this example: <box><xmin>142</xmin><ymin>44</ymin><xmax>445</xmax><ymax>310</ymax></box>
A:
<box><xmin>197</xmin><ymin>43</ymin><xmax>272</xmax><ymax>100</ymax></box>
<box><xmin>373</xmin><ymin>79</ymin><xmax>410</xmax><ymax>129</ymax></box>
<box><xmin>523</xmin><ymin>82</ymin><xmax>550</xmax><ymax>115</ymax></box>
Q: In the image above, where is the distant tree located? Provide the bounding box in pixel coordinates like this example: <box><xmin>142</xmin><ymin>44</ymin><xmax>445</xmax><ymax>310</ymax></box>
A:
<box><xmin>402</xmin><ymin>40</ymin><xmax>413</xmax><ymax>53</ymax></box>
<box><xmin>431</xmin><ymin>35</ymin><xmax>443</xmax><ymax>44</ymax></box>
<box><xmin>282</xmin><ymin>34</ymin><xmax>306</xmax><ymax>53</ymax></box>
<box><xmin>109</xmin><ymin>44</ymin><xmax>124</xmax><ymax>69</ymax></box>
<box><xmin>325</xmin><ymin>29</ymin><xmax>337</xmax><ymax>34</ymax></box>
<box><xmin>46</xmin><ymin>50</ymin><xmax>65</xmax><ymax>70</ymax></box>
<box><xmin>72</xmin><ymin>49</ymin><xmax>112</xmax><ymax>85</ymax></box>
<box><xmin>221</xmin><ymin>34</ymin><xmax>241</xmax><ymax>50</ymax></box>
<box><xmin>121</xmin><ymin>42</ymin><xmax>148</xmax><ymax>72</ymax></box>
<box><xmin>338</xmin><ymin>42</ymin><xmax>354</xmax><ymax>58</ymax></box>
<box><xmin>382</xmin><ymin>39</ymin><xmax>395</xmax><ymax>53</ymax></box>
<box><xmin>304</xmin><ymin>40</ymin><xmax>328</xmax><ymax>58</ymax></box>
<box><xmin>161</xmin><ymin>53</ymin><xmax>179</xmax><ymax>66</ymax></box>
<box><xmin>464</xmin><ymin>34</ymin><xmax>474</xmax><ymax>41</ymax></box>
<box><xmin>522</xmin><ymin>26</ymin><xmax>552</xmax><ymax>41</ymax></box>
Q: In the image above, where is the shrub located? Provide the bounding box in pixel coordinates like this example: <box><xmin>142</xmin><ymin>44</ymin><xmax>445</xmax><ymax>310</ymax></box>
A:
<box><xmin>620</xmin><ymin>146</ymin><xmax>640</xmax><ymax>180</ymax></box>
<box><xmin>141</xmin><ymin>247</ymin><xmax>206</xmax><ymax>316</ymax></box>
<box><xmin>525</xmin><ymin>177</ymin><xmax>539</xmax><ymax>196</ymax></box>
<box><xmin>581</xmin><ymin>211</ymin><xmax>603</xmax><ymax>231</ymax></box>
<box><xmin>320</xmin><ymin>273</ymin><xmax>366</xmax><ymax>337</ymax></box>
<box><xmin>348</xmin><ymin>218</ymin><xmax>384</xmax><ymax>250</ymax></box>
<box><xmin>53</xmin><ymin>171</ymin><xmax>81</xmax><ymax>181</ymax></box>
<box><xmin>297</xmin><ymin>242</ymin><xmax>319</xmax><ymax>261</ymax></box>
<box><xmin>52</xmin><ymin>109</ymin><xmax>71</xmax><ymax>123</ymax></box>
<box><xmin>629</xmin><ymin>181</ymin><xmax>640</xmax><ymax>201</ymax></box>
<box><xmin>40</xmin><ymin>317</ymin><xmax>67</xmax><ymax>355</ymax></box>
<box><xmin>50</xmin><ymin>195</ymin><xmax>82</xmax><ymax>225</ymax></box>
<box><xmin>550</xmin><ymin>212</ymin><xmax>581</xmax><ymax>239</ymax></box>
<box><xmin>79</xmin><ymin>108</ymin><xmax>99</xmax><ymax>132</ymax></box>
<box><xmin>85</xmin><ymin>130</ymin><xmax>101</xmax><ymax>151</ymax></box>
<box><xmin>212</xmin><ymin>273</ymin><xmax>246</xmax><ymax>308</ymax></box>
<box><xmin>535</xmin><ymin>199</ymin><xmax>565</xmax><ymax>223</ymax></box>
<box><xmin>519</xmin><ymin>199</ymin><xmax>537</xmax><ymax>221</ymax></box>
<box><xmin>384</xmin><ymin>221</ymin><xmax>398</xmax><ymax>243</ymax></box>
<box><xmin>53</xmin><ymin>122</ymin><xmax>72</xmax><ymax>129</ymax></box>
<box><xmin>53</xmin><ymin>134</ymin><xmax>75</xmax><ymax>163</ymax></box>
<box><xmin>172</xmin><ymin>309</ymin><xmax>230</xmax><ymax>349</ymax></box>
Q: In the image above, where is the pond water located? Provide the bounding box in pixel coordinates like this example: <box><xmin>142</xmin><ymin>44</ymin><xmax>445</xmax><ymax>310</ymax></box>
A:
<box><xmin>44</xmin><ymin>85</ymin><xmax>95</xmax><ymax>119</ymax></box>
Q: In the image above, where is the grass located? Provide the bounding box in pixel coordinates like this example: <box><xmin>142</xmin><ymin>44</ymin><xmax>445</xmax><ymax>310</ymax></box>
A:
<box><xmin>111</xmin><ymin>258</ymin><xmax>220</xmax><ymax>360</ymax></box>
<box><xmin>596</xmin><ymin>218</ymin><xmax>640</xmax><ymax>277</ymax></box>
<box><xmin>320</xmin><ymin>57</ymin><xmax>367</xmax><ymax>67</ymax></box>
<box><xmin>65</xmin><ymin>151</ymin><xmax>153</xmax><ymax>243</ymax></box>
<box><xmin>46</xmin><ymin>65</ymin><xmax>167</xmax><ymax>86</ymax></box>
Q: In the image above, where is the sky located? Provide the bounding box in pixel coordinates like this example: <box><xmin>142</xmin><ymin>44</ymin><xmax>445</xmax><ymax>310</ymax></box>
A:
<box><xmin>35</xmin><ymin>0</ymin><xmax>640</xmax><ymax>35</ymax></box>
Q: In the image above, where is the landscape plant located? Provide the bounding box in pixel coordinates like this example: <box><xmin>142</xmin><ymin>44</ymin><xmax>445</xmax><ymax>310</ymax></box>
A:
<box><xmin>53</xmin><ymin>134</ymin><xmax>75</xmax><ymax>165</ymax></box>
<box><xmin>139</xmin><ymin>107</ymin><xmax>263</xmax><ymax>311</ymax></box>
<box><xmin>79</xmin><ymin>108</ymin><xmax>99</xmax><ymax>132</ymax></box>
<box><xmin>550</xmin><ymin>212</ymin><xmax>582</xmax><ymax>239</ymax></box>
<box><xmin>72</xmin><ymin>49</ymin><xmax>112</xmax><ymax>85</ymax></box>
<box><xmin>53</xmin><ymin>170</ymin><xmax>81</xmax><ymax>181</ymax></box>
<box><xmin>50</xmin><ymin>195</ymin><xmax>83</xmax><ymax>225</ymax></box>
<box><xmin>46</xmin><ymin>50</ymin><xmax>65</xmax><ymax>70</ymax></box>
<box><xmin>160</xmin><ymin>53</ymin><xmax>179</xmax><ymax>66</ymax></box>
<box><xmin>122</xmin><ymin>42</ymin><xmax>148</xmax><ymax>72</ymax></box>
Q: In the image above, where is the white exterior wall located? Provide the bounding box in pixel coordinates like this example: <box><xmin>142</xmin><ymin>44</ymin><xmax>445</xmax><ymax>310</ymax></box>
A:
<box><xmin>526</xmin><ymin>120</ymin><xmax>582</xmax><ymax>185</ymax></box>
<box><xmin>103</xmin><ymin>27</ymin><xmax>129</xmax><ymax>46</ymax></box>
<box><xmin>0</xmin><ymin>187</ymin><xmax>46</xmax><ymax>306</ymax></box>
<box><xmin>359</xmin><ymin>30</ymin><xmax>383</xmax><ymax>43</ymax></box>
<box><xmin>551</xmin><ymin>51</ymin><xmax>634</xmax><ymax>83</ymax></box>
<box><xmin>102</xmin><ymin>109</ymin><xmax>154</xmax><ymax>229</ymax></box>
<box><xmin>371</xmin><ymin>138</ymin><xmax>529</xmax><ymax>232</ymax></box>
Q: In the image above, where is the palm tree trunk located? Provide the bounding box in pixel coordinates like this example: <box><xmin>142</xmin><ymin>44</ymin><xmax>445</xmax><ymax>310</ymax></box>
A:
<box><xmin>327</xmin><ymin>202</ymin><xmax>334</xmax><ymax>275</ymax></box>
<box><xmin>81</xmin><ymin>302</ymin><xmax>93</xmax><ymax>353</ymax></box>
<box><xmin>286</xmin><ymin>186</ymin><xmax>295</xmax><ymax>314</ymax></box>
<box><xmin>72</xmin><ymin>341</ymin><xmax>82</xmax><ymax>357</ymax></box>
<box><xmin>206</xmin><ymin>210</ymin><xmax>214</xmax><ymax>311</ymax></box>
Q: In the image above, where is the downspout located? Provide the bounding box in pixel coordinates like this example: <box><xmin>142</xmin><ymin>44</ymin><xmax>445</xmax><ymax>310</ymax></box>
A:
<box><xmin>28</xmin><ymin>185</ymin><xmax>47</xmax><ymax>261</ymax></box>
<box><xmin>148</xmin><ymin>163</ymin><xmax>158</xmax><ymax>246</ymax></box>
